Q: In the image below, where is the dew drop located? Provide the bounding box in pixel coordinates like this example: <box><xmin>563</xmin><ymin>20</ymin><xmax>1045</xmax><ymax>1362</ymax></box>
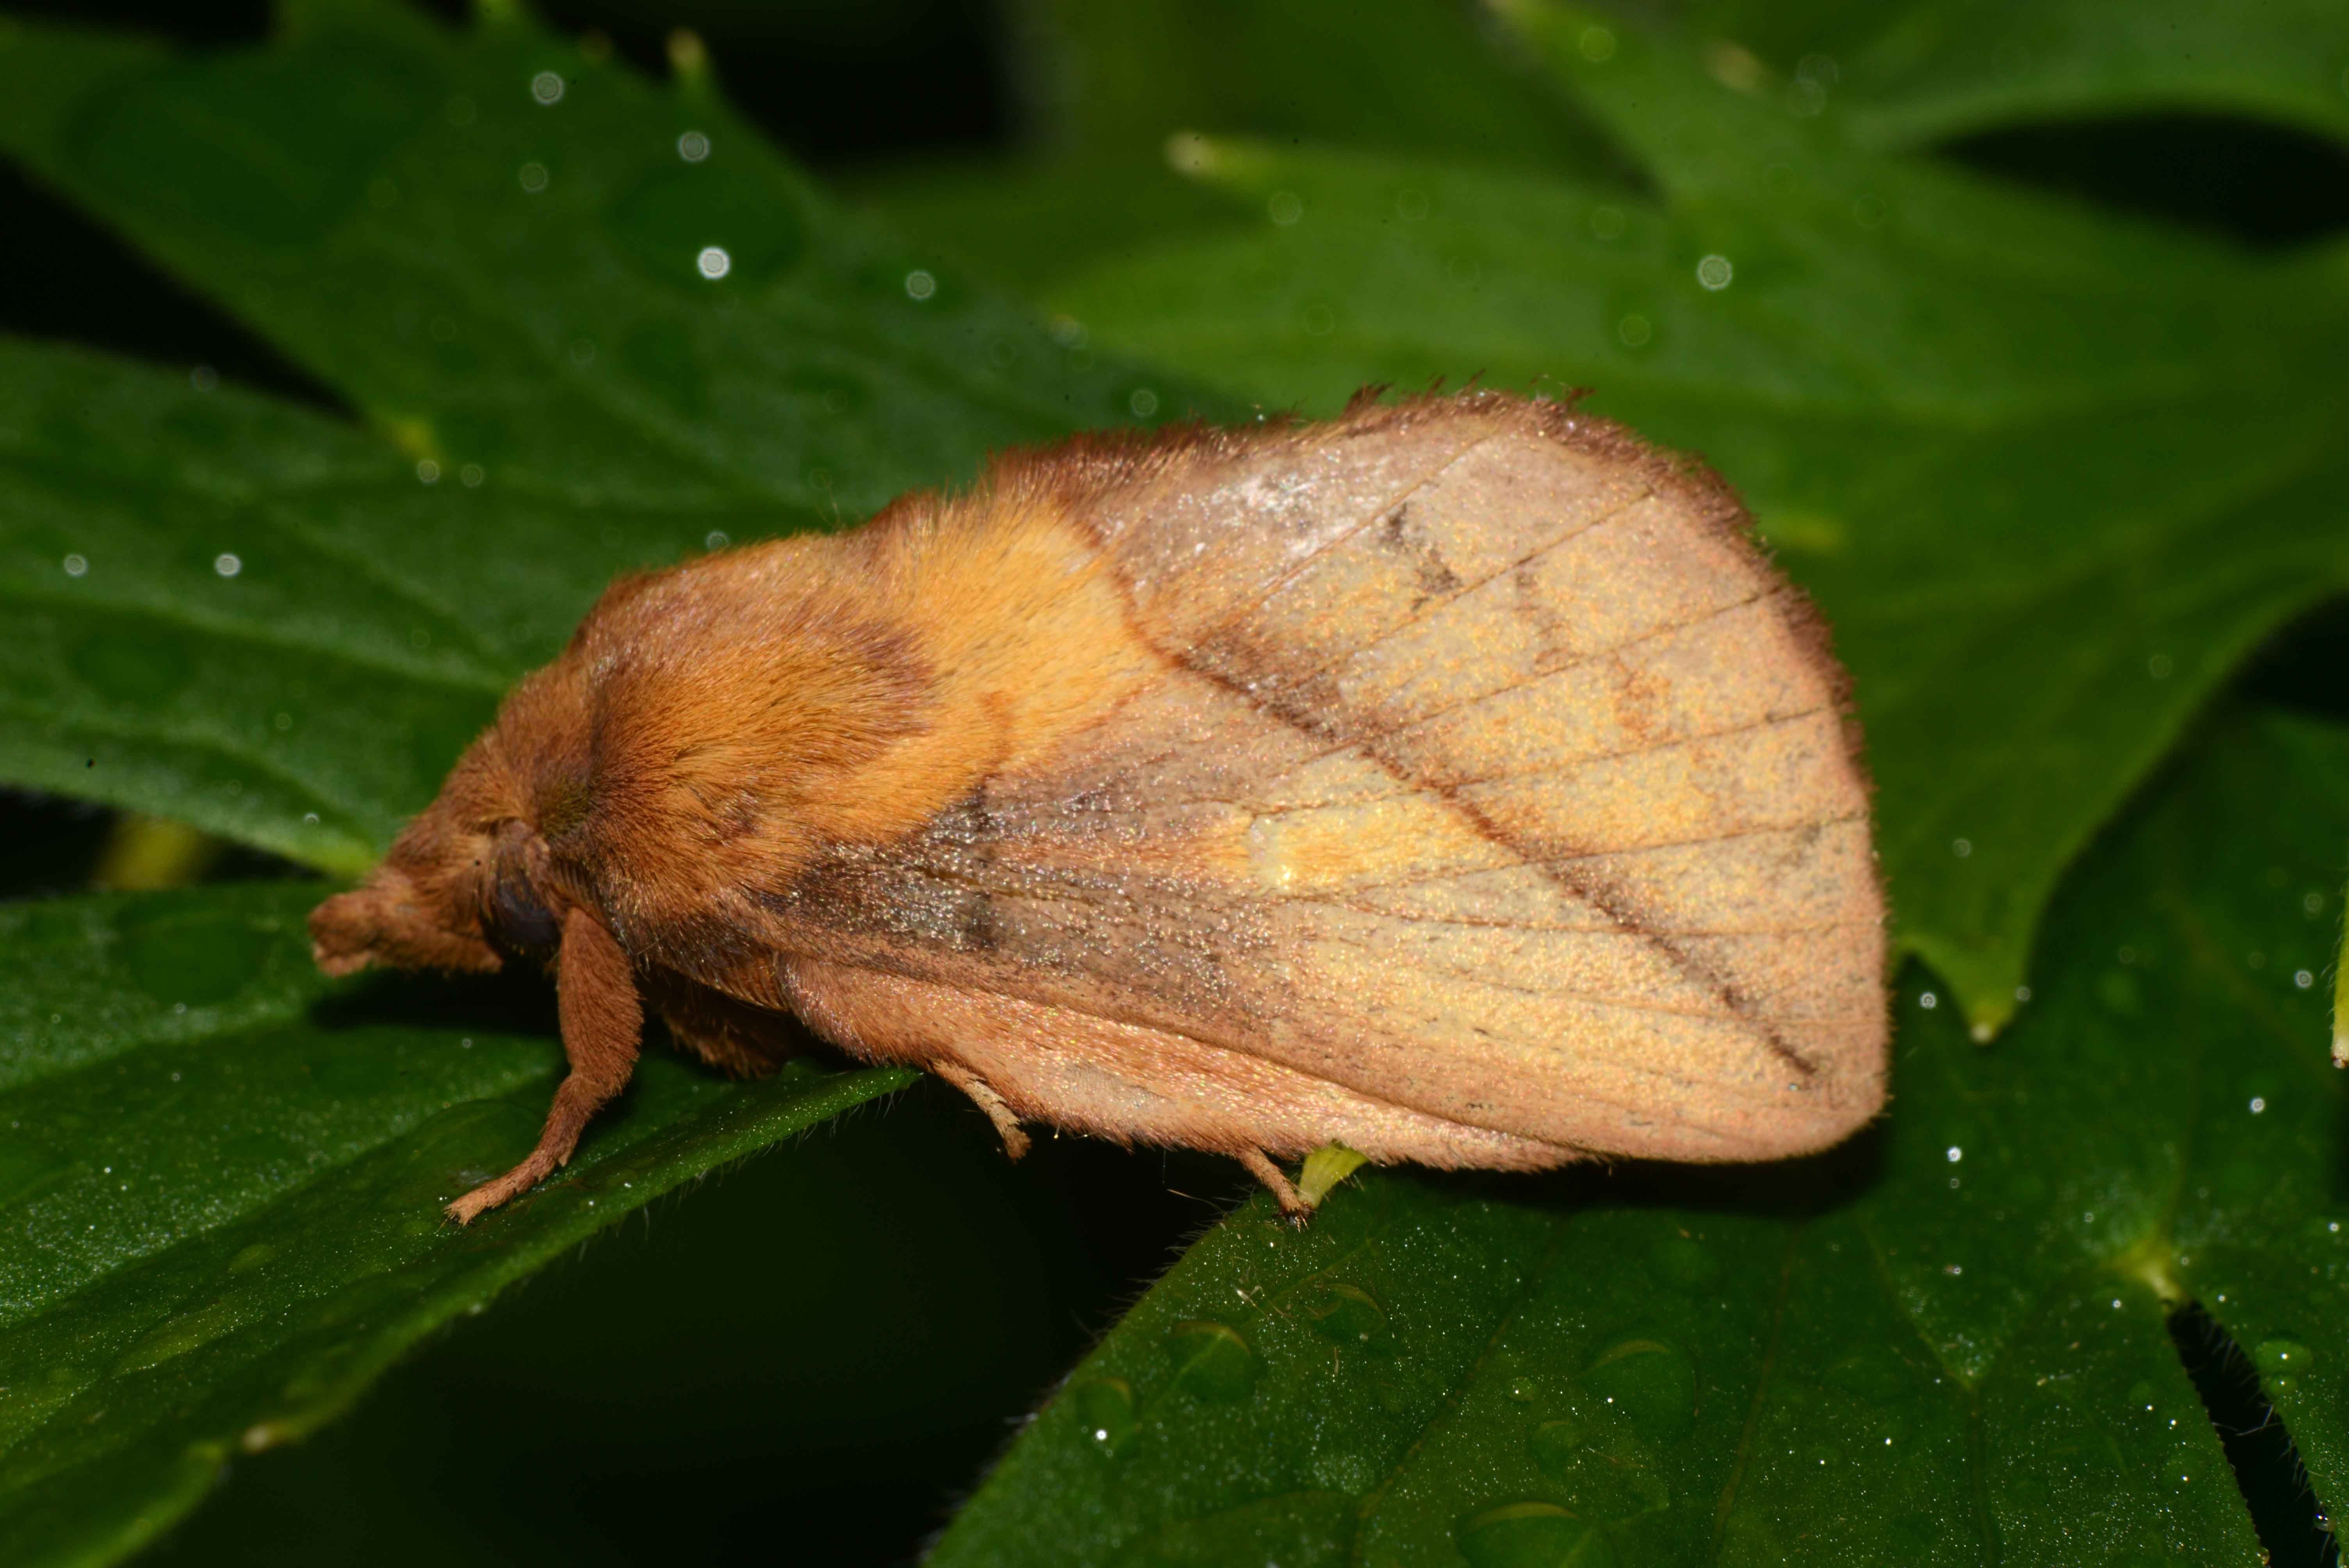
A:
<box><xmin>1068</xmin><ymin>1376</ymin><xmax>1136</xmax><ymax>1450</ymax></box>
<box><xmin>1129</xmin><ymin>388</ymin><xmax>1160</xmax><ymax>418</ymax></box>
<box><xmin>1455</xmin><ymin>1500</ymin><xmax>1608</xmax><ymax>1568</ymax></box>
<box><xmin>1695</xmin><ymin>254</ymin><xmax>1733</xmax><ymax>290</ymax></box>
<box><xmin>610</xmin><ymin>166</ymin><xmax>807</xmax><ymax>287</ymax></box>
<box><xmin>696</xmin><ymin>244</ymin><xmax>731</xmax><ymax>280</ymax></box>
<box><xmin>677</xmin><ymin>129</ymin><xmax>711</xmax><ymax>162</ymax></box>
<box><xmin>1305</xmin><ymin>1280</ymin><xmax>1387</xmax><ymax>1348</ymax></box>
<box><xmin>62</xmin><ymin>553</ymin><xmax>88</xmax><ymax>577</ymax></box>
<box><xmin>1164</xmin><ymin>1319</ymin><xmax>1258</xmax><ymax>1403</ymax></box>
<box><xmin>1267</xmin><ymin>190</ymin><xmax>1303</xmax><ymax>226</ymax></box>
<box><xmin>1616</xmin><ymin>314</ymin><xmax>1652</xmax><ymax>347</ymax></box>
<box><xmin>416</xmin><ymin>459</ymin><xmax>442</xmax><ymax>485</ymax></box>
<box><xmin>460</xmin><ymin>463</ymin><xmax>485</xmax><ymax>488</ymax></box>
<box><xmin>904</xmin><ymin>269</ymin><xmax>937</xmax><ymax>301</ymax></box>
<box><xmin>518</xmin><ymin>161</ymin><xmax>549</xmax><ymax>194</ymax></box>
<box><xmin>2255</xmin><ymin>1339</ymin><xmax>2312</xmax><ymax>1376</ymax></box>
<box><xmin>213</xmin><ymin>552</ymin><xmax>242</xmax><ymax>578</ymax></box>
<box><xmin>531</xmin><ymin>71</ymin><xmax>565</xmax><ymax>105</ymax></box>
<box><xmin>1582</xmin><ymin>1336</ymin><xmax>1697</xmax><ymax>1443</ymax></box>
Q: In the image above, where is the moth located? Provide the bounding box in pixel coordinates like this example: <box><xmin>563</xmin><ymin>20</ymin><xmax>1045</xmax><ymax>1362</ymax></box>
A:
<box><xmin>311</xmin><ymin>391</ymin><xmax>1887</xmax><ymax>1224</ymax></box>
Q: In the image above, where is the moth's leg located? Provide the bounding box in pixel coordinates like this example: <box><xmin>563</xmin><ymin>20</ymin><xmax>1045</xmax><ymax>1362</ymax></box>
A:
<box><xmin>932</xmin><ymin>1061</ymin><xmax>1032</xmax><ymax>1160</ymax></box>
<box><xmin>1238</xmin><ymin>1147</ymin><xmax>1312</xmax><ymax>1221</ymax></box>
<box><xmin>447</xmin><ymin>909</ymin><xmax>643</xmax><ymax>1224</ymax></box>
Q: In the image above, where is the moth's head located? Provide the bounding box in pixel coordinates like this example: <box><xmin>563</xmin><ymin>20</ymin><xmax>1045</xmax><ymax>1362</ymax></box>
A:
<box><xmin>309</xmin><ymin>665</ymin><xmax>592</xmax><ymax>977</ymax></box>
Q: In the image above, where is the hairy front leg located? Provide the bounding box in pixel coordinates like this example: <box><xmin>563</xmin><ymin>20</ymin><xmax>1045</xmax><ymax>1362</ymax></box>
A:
<box><xmin>448</xmin><ymin>907</ymin><xmax>642</xmax><ymax>1224</ymax></box>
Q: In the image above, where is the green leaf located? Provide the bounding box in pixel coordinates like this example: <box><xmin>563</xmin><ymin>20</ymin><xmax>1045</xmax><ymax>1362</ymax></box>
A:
<box><xmin>1661</xmin><ymin>0</ymin><xmax>2349</xmax><ymax>150</ymax></box>
<box><xmin>935</xmin><ymin>703</ymin><xmax>2348</xmax><ymax>1566</ymax></box>
<box><xmin>0</xmin><ymin>0</ymin><xmax>1181</xmax><ymax>508</ymax></box>
<box><xmin>1</xmin><ymin>339</ymin><xmax>492</xmax><ymax>873</ymax></box>
<box><xmin>0</xmin><ymin>3</ymin><xmax>1224</xmax><ymax>866</ymax></box>
<box><xmin>1012</xmin><ymin>0</ymin><xmax>1640</xmax><ymax>180</ymax></box>
<box><xmin>0</xmin><ymin>880</ymin><xmax>910</xmax><ymax>1568</ymax></box>
<box><xmin>1044</xmin><ymin>4</ymin><xmax>2349</xmax><ymax>1028</ymax></box>
<box><xmin>839</xmin><ymin>154</ymin><xmax>1259</xmax><ymax>302</ymax></box>
<box><xmin>847</xmin><ymin>0</ymin><xmax>1659</xmax><ymax>302</ymax></box>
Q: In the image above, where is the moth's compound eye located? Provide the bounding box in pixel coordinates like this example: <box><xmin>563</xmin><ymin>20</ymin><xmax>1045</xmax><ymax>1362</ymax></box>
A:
<box><xmin>488</xmin><ymin>860</ymin><xmax>561</xmax><ymax>955</ymax></box>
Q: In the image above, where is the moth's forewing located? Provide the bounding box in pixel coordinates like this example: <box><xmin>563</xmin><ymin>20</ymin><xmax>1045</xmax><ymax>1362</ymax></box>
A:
<box><xmin>751</xmin><ymin>396</ymin><xmax>1885</xmax><ymax>1164</ymax></box>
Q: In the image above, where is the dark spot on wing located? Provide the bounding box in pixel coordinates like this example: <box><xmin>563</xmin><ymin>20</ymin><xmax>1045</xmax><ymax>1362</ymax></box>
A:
<box><xmin>1376</xmin><ymin>502</ymin><xmax>1465</xmax><ymax>612</ymax></box>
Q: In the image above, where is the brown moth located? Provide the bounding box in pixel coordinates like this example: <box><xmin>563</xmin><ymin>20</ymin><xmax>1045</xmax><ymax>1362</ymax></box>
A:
<box><xmin>311</xmin><ymin>391</ymin><xmax>1887</xmax><ymax>1224</ymax></box>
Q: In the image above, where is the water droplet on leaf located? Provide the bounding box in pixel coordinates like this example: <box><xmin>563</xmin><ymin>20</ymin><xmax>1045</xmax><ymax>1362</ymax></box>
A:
<box><xmin>2254</xmin><ymin>1339</ymin><xmax>2312</xmax><ymax>1376</ymax></box>
<box><xmin>1456</xmin><ymin>1500</ymin><xmax>1614</xmax><ymax>1568</ymax></box>
<box><xmin>1164</xmin><ymin>1320</ymin><xmax>1258</xmax><ymax>1403</ymax></box>
<box><xmin>1582</xmin><ymin>1336</ymin><xmax>1697</xmax><ymax>1443</ymax></box>
<box><xmin>610</xmin><ymin>165</ymin><xmax>806</xmax><ymax>285</ymax></box>
<box><xmin>1069</xmin><ymin>1376</ymin><xmax>1136</xmax><ymax>1450</ymax></box>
